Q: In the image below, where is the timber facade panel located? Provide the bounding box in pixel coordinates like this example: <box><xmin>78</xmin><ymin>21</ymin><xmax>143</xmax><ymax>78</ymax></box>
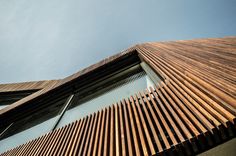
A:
<box><xmin>0</xmin><ymin>37</ymin><xmax>235</xmax><ymax>155</ymax></box>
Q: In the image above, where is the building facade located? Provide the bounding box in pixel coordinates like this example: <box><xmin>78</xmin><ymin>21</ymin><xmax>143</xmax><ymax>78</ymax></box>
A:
<box><xmin>0</xmin><ymin>37</ymin><xmax>236</xmax><ymax>155</ymax></box>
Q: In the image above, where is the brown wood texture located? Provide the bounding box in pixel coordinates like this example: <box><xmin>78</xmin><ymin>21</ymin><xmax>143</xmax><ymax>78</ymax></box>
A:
<box><xmin>0</xmin><ymin>80</ymin><xmax>59</xmax><ymax>93</ymax></box>
<box><xmin>0</xmin><ymin>37</ymin><xmax>236</xmax><ymax>155</ymax></box>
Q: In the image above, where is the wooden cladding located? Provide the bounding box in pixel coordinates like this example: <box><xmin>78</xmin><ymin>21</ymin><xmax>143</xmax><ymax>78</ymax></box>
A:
<box><xmin>0</xmin><ymin>37</ymin><xmax>236</xmax><ymax>155</ymax></box>
<box><xmin>0</xmin><ymin>80</ymin><xmax>59</xmax><ymax>93</ymax></box>
<box><xmin>137</xmin><ymin>37</ymin><xmax>236</xmax><ymax>111</ymax></box>
<box><xmin>1</xmin><ymin>83</ymin><xmax>235</xmax><ymax>156</ymax></box>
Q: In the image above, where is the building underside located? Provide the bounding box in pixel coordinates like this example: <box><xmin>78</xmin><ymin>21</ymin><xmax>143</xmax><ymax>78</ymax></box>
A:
<box><xmin>0</xmin><ymin>37</ymin><xmax>236</xmax><ymax>155</ymax></box>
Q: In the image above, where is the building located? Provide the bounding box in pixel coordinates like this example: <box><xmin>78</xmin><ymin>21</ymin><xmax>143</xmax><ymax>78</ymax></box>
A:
<box><xmin>0</xmin><ymin>37</ymin><xmax>235</xmax><ymax>155</ymax></box>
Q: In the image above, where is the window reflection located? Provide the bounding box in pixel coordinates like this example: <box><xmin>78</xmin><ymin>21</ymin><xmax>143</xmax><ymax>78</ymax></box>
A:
<box><xmin>57</xmin><ymin>71</ymin><xmax>155</xmax><ymax>128</ymax></box>
<box><xmin>0</xmin><ymin>97</ymin><xmax>68</xmax><ymax>153</ymax></box>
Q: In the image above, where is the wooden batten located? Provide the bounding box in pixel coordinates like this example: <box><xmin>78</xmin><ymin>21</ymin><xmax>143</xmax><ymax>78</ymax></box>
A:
<box><xmin>0</xmin><ymin>37</ymin><xmax>235</xmax><ymax>156</ymax></box>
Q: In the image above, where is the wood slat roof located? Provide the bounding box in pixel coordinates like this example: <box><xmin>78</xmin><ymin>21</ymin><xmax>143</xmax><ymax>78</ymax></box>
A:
<box><xmin>0</xmin><ymin>80</ymin><xmax>59</xmax><ymax>93</ymax></box>
<box><xmin>0</xmin><ymin>36</ymin><xmax>236</xmax><ymax>155</ymax></box>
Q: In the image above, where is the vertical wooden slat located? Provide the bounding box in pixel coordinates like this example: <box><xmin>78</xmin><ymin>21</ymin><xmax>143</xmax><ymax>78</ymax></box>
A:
<box><xmin>63</xmin><ymin>120</ymin><xmax>81</xmax><ymax>156</ymax></box>
<box><xmin>67</xmin><ymin>118</ymin><xmax>86</xmax><ymax>155</ymax></box>
<box><xmin>13</xmin><ymin>142</ymin><xmax>29</xmax><ymax>156</ymax></box>
<box><xmin>119</xmin><ymin>102</ymin><xmax>127</xmax><ymax>156</ymax></box>
<box><xmin>40</xmin><ymin>127</ymin><xmax>63</xmax><ymax>155</ymax></box>
<box><xmin>76</xmin><ymin>115</ymin><xmax>92</xmax><ymax>155</ymax></box>
<box><xmin>48</xmin><ymin>124</ymin><xmax>71</xmax><ymax>156</ymax></box>
<box><xmin>80</xmin><ymin>114</ymin><xmax>94</xmax><ymax>155</ymax></box>
<box><xmin>1</xmin><ymin>37</ymin><xmax>236</xmax><ymax>156</ymax></box>
<box><xmin>97</xmin><ymin>108</ymin><xmax>107</xmax><ymax>156</ymax></box>
<box><xmin>135</xmin><ymin>93</ymin><xmax>163</xmax><ymax>152</ymax></box>
<box><xmin>156</xmin><ymin>85</ymin><xmax>193</xmax><ymax>140</ymax></box>
<box><xmin>54</xmin><ymin>123</ymin><xmax>75</xmax><ymax>155</ymax></box>
<box><xmin>87</xmin><ymin>111</ymin><xmax>100</xmax><ymax>156</ymax></box>
<box><xmin>150</xmin><ymin>87</ymin><xmax>185</xmax><ymax>143</ymax></box>
<box><xmin>67</xmin><ymin>118</ymin><xmax>84</xmax><ymax>156</ymax></box>
<box><xmin>72</xmin><ymin>116</ymin><xmax>88</xmax><ymax>156</ymax></box>
<box><xmin>121</xmin><ymin>100</ymin><xmax>134</xmax><ymax>156</ymax></box>
<box><xmin>125</xmin><ymin>98</ymin><xmax>141</xmax><ymax>156</ymax></box>
<box><xmin>92</xmin><ymin>109</ymin><xmax>103</xmax><ymax>156</ymax></box>
<box><xmin>130</xmin><ymin>96</ymin><xmax>149</xmax><ymax>156</ymax></box>
<box><xmin>58</xmin><ymin>122</ymin><xmax>77</xmax><ymax>155</ymax></box>
<box><xmin>33</xmin><ymin>130</ymin><xmax>56</xmax><ymax>155</ymax></box>
<box><xmin>7</xmin><ymin>144</ymin><xmax>23</xmax><ymax>156</ymax></box>
<box><xmin>168</xmin><ymin>81</ymin><xmax>210</xmax><ymax>133</ymax></box>
<box><xmin>103</xmin><ymin>107</ymin><xmax>110</xmax><ymax>156</ymax></box>
<box><xmin>140</xmin><ymin>48</ymin><xmax>206</xmax><ymax>131</ymax></box>
<box><xmin>109</xmin><ymin>105</ymin><xmax>115</xmax><ymax>156</ymax></box>
<box><xmin>145</xmin><ymin>89</ymin><xmax>178</xmax><ymax>145</ymax></box>
<box><xmin>141</xmin><ymin>91</ymin><xmax>173</xmax><ymax>148</ymax></box>
<box><xmin>163</xmin><ymin>82</ymin><xmax>201</xmax><ymax>136</ymax></box>
<box><xmin>18</xmin><ymin>137</ymin><xmax>40</xmax><ymax>156</ymax></box>
<box><xmin>115</xmin><ymin>104</ymin><xmax>121</xmax><ymax>156</ymax></box>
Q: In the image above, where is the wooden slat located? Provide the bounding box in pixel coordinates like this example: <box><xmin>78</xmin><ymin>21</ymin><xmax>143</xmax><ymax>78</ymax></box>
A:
<box><xmin>97</xmin><ymin>108</ymin><xmax>106</xmax><ymax>156</ymax></box>
<box><xmin>121</xmin><ymin>100</ymin><xmax>134</xmax><ymax>156</ymax></box>
<box><xmin>92</xmin><ymin>109</ymin><xmax>103</xmax><ymax>156</ymax></box>
<box><xmin>81</xmin><ymin>113</ymin><xmax>96</xmax><ymax>155</ymax></box>
<box><xmin>151</xmin><ymin>87</ymin><xmax>186</xmax><ymax>142</ymax></box>
<box><xmin>75</xmin><ymin>116</ymin><xmax>91</xmax><ymax>155</ymax></box>
<box><xmin>143</xmin><ymin>90</ymin><xmax>178</xmax><ymax>146</ymax></box>
<box><xmin>67</xmin><ymin>119</ymin><xmax>84</xmax><ymax>155</ymax></box>
<box><xmin>118</xmin><ymin>102</ymin><xmax>127</xmax><ymax>156</ymax></box>
<box><xmin>1</xmin><ymin>37</ymin><xmax>236</xmax><ymax>156</ymax></box>
<box><xmin>130</xmin><ymin>96</ymin><xmax>149</xmax><ymax>156</ymax></box>
<box><xmin>63</xmin><ymin>120</ymin><xmax>81</xmax><ymax>155</ymax></box>
<box><xmin>137</xmin><ymin>92</ymin><xmax>164</xmax><ymax>151</ymax></box>
<box><xmin>87</xmin><ymin>111</ymin><xmax>99</xmax><ymax>155</ymax></box>
<box><xmin>103</xmin><ymin>107</ymin><xmax>110</xmax><ymax>156</ymax></box>
<box><xmin>125</xmin><ymin>98</ymin><xmax>141</xmax><ymax>156</ymax></box>
<box><xmin>71</xmin><ymin>117</ymin><xmax>88</xmax><ymax>156</ymax></box>
<box><xmin>0</xmin><ymin>80</ymin><xmax>59</xmax><ymax>93</ymax></box>
<box><xmin>109</xmin><ymin>105</ymin><xmax>115</xmax><ymax>156</ymax></box>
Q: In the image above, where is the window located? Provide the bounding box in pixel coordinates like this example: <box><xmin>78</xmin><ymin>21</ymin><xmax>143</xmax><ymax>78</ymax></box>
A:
<box><xmin>0</xmin><ymin>60</ymin><xmax>162</xmax><ymax>153</ymax></box>
<box><xmin>0</xmin><ymin>97</ymin><xmax>68</xmax><ymax>153</ymax></box>
<box><xmin>0</xmin><ymin>90</ymin><xmax>38</xmax><ymax>110</ymax></box>
<box><xmin>57</xmin><ymin>65</ymin><xmax>156</xmax><ymax>128</ymax></box>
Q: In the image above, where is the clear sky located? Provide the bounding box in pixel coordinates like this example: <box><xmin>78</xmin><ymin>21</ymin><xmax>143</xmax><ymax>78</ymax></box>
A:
<box><xmin>0</xmin><ymin>0</ymin><xmax>235</xmax><ymax>83</ymax></box>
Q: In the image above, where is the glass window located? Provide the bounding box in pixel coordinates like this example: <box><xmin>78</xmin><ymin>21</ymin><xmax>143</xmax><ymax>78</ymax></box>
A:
<box><xmin>0</xmin><ymin>90</ymin><xmax>38</xmax><ymax>106</ymax></box>
<box><xmin>0</xmin><ymin>61</ymin><xmax>162</xmax><ymax>153</ymax></box>
<box><xmin>0</xmin><ymin>90</ymin><xmax>38</xmax><ymax>110</ymax></box>
<box><xmin>0</xmin><ymin>97</ymin><xmax>68</xmax><ymax>153</ymax></box>
<box><xmin>56</xmin><ymin>65</ymin><xmax>158</xmax><ymax>128</ymax></box>
<box><xmin>0</xmin><ymin>117</ymin><xmax>57</xmax><ymax>153</ymax></box>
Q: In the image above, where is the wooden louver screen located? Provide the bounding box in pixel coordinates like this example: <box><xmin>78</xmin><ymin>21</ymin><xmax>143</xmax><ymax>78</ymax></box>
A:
<box><xmin>1</xmin><ymin>82</ymin><xmax>235</xmax><ymax>156</ymax></box>
<box><xmin>0</xmin><ymin>37</ymin><xmax>236</xmax><ymax>155</ymax></box>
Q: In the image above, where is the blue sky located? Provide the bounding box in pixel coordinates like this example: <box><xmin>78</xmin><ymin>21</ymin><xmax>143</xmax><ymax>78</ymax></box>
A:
<box><xmin>0</xmin><ymin>0</ymin><xmax>235</xmax><ymax>83</ymax></box>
